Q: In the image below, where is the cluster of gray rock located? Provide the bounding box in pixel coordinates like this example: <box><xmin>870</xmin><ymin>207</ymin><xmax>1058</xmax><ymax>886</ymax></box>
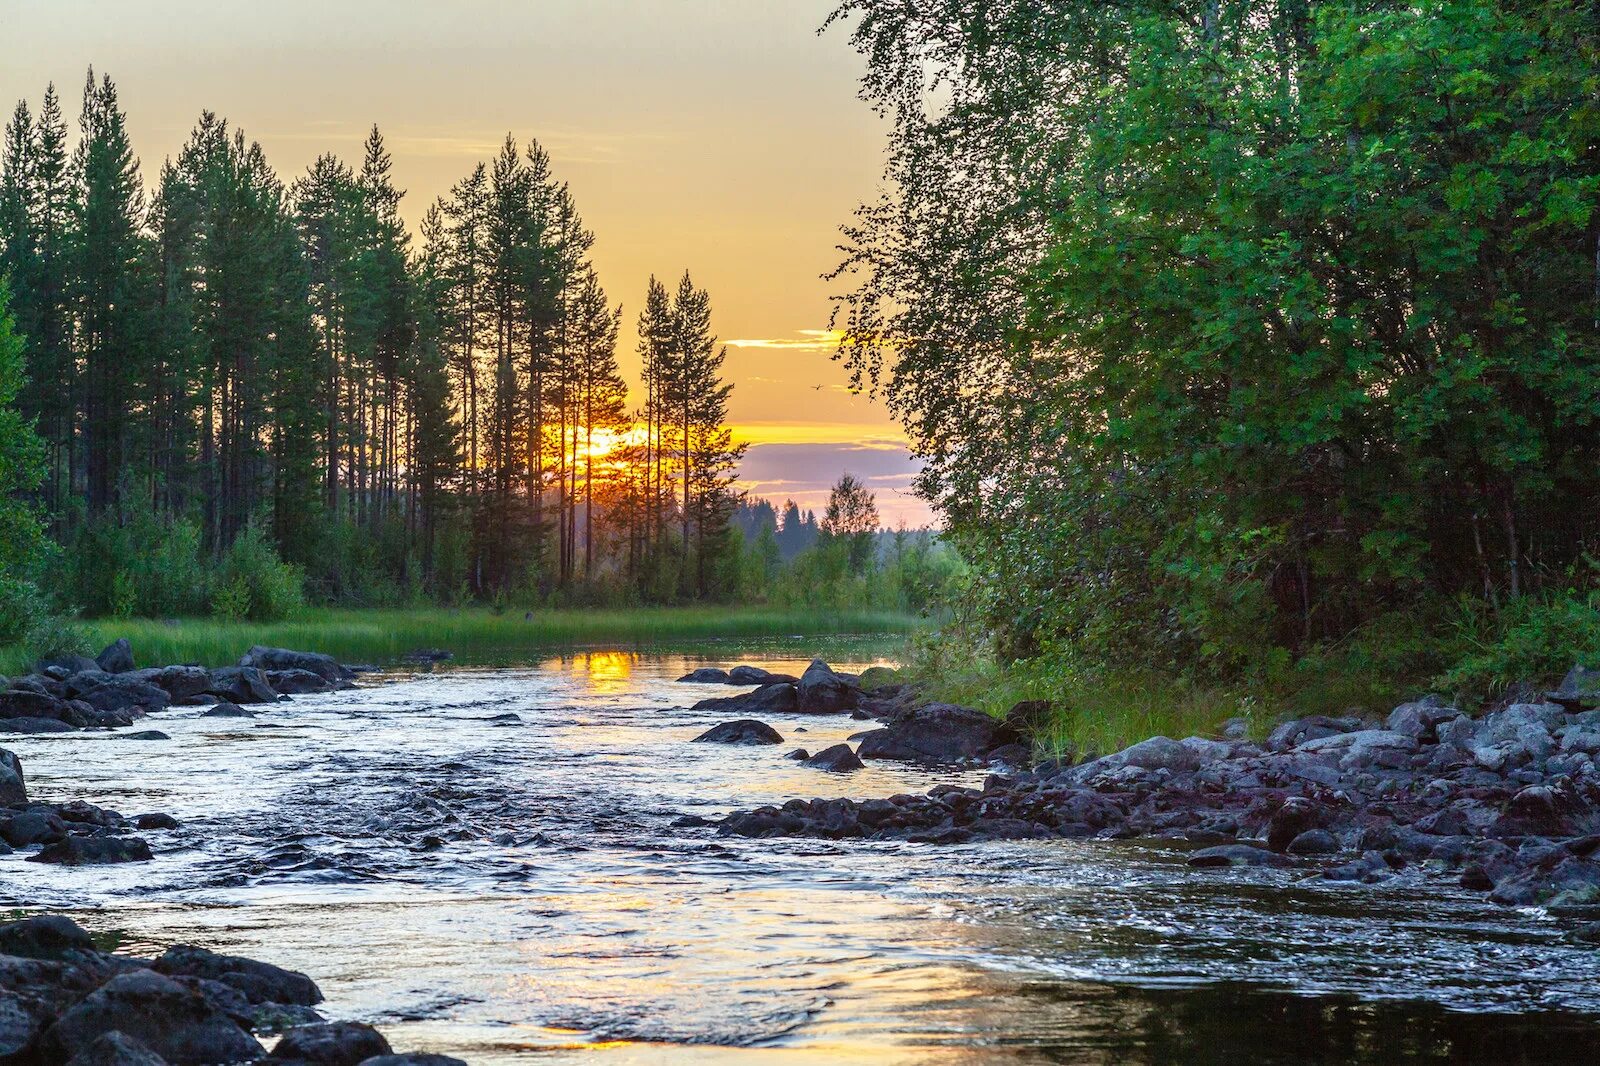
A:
<box><xmin>686</xmin><ymin>660</ymin><xmax>1023</xmax><ymax>776</ymax></box>
<box><xmin>0</xmin><ymin>643</ymin><xmax>356</xmax><ymax>736</ymax></box>
<box><xmin>1</xmin><ymin>747</ymin><xmax>173</xmax><ymax>867</ymax></box>
<box><xmin>0</xmin><ymin>913</ymin><xmax>461</xmax><ymax>1065</ymax></box>
<box><xmin>717</xmin><ymin>664</ymin><xmax>1600</xmax><ymax>915</ymax></box>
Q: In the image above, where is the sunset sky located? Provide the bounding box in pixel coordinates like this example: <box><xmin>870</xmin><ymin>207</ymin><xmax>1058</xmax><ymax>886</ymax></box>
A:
<box><xmin>0</xmin><ymin>0</ymin><xmax>931</xmax><ymax>526</ymax></box>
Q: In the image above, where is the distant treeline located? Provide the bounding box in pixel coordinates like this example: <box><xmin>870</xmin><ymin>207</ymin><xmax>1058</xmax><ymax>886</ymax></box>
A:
<box><xmin>0</xmin><ymin>70</ymin><xmax>747</xmax><ymax>623</ymax></box>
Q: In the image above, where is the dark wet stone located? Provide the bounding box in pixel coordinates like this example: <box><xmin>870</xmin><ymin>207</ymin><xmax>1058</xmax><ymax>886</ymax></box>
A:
<box><xmin>804</xmin><ymin>743</ymin><xmax>864</xmax><ymax>772</ymax></box>
<box><xmin>116</xmin><ymin>730</ymin><xmax>170</xmax><ymax>741</ymax></box>
<box><xmin>784</xmin><ymin>748</ymin><xmax>810</xmax><ymax>760</ymax></box>
<box><xmin>357</xmin><ymin>1057</ymin><xmax>468</xmax><ymax>1066</ymax></box>
<box><xmin>204</xmin><ymin>703</ymin><xmax>255</xmax><ymax>718</ymax></box>
<box><xmin>30</xmin><ymin>836</ymin><xmax>153</xmax><ymax>866</ymax></box>
<box><xmin>65</xmin><ymin>1030</ymin><xmax>172</xmax><ymax>1066</ymax></box>
<box><xmin>155</xmin><ymin>945</ymin><xmax>323</xmax><ymax>1007</ymax></box>
<box><xmin>0</xmin><ymin>809</ymin><xmax>69</xmax><ymax>846</ymax></box>
<box><xmin>44</xmin><ymin>970</ymin><xmax>264</xmax><ymax>1065</ymax></box>
<box><xmin>728</xmin><ymin>665</ymin><xmax>798</xmax><ymax>686</ymax></box>
<box><xmin>857</xmin><ymin>703</ymin><xmax>1007</xmax><ymax>765</ymax></box>
<box><xmin>692</xmin><ymin>720</ymin><xmax>783</xmax><ymax>746</ymax></box>
<box><xmin>0</xmin><ymin>915</ymin><xmax>96</xmax><ymax>958</ymax></box>
<box><xmin>677</xmin><ymin>667</ymin><xmax>730</xmax><ymax>683</ymax></box>
<box><xmin>1187</xmin><ymin>845</ymin><xmax>1288</xmax><ymax>868</ymax></box>
<box><xmin>207</xmin><ymin>668</ymin><xmax>280</xmax><ymax>705</ymax></box>
<box><xmin>1287</xmin><ymin>829</ymin><xmax>1340</xmax><ymax>855</ymax></box>
<box><xmin>796</xmin><ymin>660</ymin><xmax>857</xmax><ymax>714</ymax></box>
<box><xmin>264</xmin><ymin>670</ymin><xmax>331</xmax><ymax>695</ymax></box>
<box><xmin>1267</xmin><ymin>797</ymin><xmax>1325</xmax><ymax>853</ymax></box>
<box><xmin>0</xmin><ymin>747</ymin><xmax>24</xmax><ymax>804</ymax></box>
<box><xmin>691</xmin><ymin>684</ymin><xmax>797</xmax><ymax>715</ymax></box>
<box><xmin>95</xmin><ymin>639</ymin><xmax>136</xmax><ymax>675</ymax></box>
<box><xmin>0</xmin><ymin>689</ymin><xmax>86</xmax><ymax>726</ymax></box>
<box><xmin>72</xmin><ymin>675</ymin><xmax>172</xmax><ymax>715</ymax></box>
<box><xmin>2</xmin><ymin>715</ymin><xmax>75</xmax><ymax>734</ymax></box>
<box><xmin>239</xmin><ymin>647</ymin><xmax>354</xmax><ymax>686</ymax></box>
<box><xmin>135</xmin><ymin>813</ymin><xmax>181</xmax><ymax>831</ymax></box>
<box><xmin>669</xmin><ymin>814</ymin><xmax>713</xmax><ymax>828</ymax></box>
<box><xmin>268</xmin><ymin>1022</ymin><xmax>390</xmax><ymax>1064</ymax></box>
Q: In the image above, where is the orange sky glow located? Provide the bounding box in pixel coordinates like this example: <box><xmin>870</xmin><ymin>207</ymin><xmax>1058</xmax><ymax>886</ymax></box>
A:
<box><xmin>0</xmin><ymin>0</ymin><xmax>934</xmax><ymax>527</ymax></box>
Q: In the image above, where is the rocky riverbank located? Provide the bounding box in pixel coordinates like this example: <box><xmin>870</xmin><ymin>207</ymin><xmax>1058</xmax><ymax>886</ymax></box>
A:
<box><xmin>703</xmin><ymin>660</ymin><xmax>1600</xmax><ymax>916</ymax></box>
<box><xmin>0</xmin><ymin>913</ymin><xmax>461</xmax><ymax>1065</ymax></box>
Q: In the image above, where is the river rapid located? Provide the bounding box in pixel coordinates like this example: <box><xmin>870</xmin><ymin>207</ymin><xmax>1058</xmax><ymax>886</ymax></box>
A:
<box><xmin>4</xmin><ymin>649</ymin><xmax>1600</xmax><ymax>1064</ymax></box>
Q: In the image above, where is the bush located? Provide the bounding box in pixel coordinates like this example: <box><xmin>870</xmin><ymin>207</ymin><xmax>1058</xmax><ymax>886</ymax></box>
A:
<box><xmin>66</xmin><ymin>504</ymin><xmax>209</xmax><ymax>617</ymax></box>
<box><xmin>21</xmin><ymin>614</ymin><xmax>93</xmax><ymax>663</ymax></box>
<box><xmin>1439</xmin><ymin>589</ymin><xmax>1600</xmax><ymax>700</ymax></box>
<box><xmin>215</xmin><ymin>525</ymin><xmax>304</xmax><ymax>621</ymax></box>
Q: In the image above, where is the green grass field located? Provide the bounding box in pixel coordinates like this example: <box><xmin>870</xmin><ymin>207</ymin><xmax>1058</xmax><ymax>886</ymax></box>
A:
<box><xmin>1</xmin><ymin>606</ymin><xmax>924</xmax><ymax>674</ymax></box>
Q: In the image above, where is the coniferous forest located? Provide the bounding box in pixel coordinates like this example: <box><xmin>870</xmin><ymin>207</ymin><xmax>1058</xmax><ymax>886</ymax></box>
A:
<box><xmin>0</xmin><ymin>71</ymin><xmax>776</xmax><ymax>633</ymax></box>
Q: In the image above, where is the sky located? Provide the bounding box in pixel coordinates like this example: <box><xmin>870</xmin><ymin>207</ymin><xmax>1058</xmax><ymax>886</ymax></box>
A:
<box><xmin>0</xmin><ymin>0</ymin><xmax>933</xmax><ymax>527</ymax></box>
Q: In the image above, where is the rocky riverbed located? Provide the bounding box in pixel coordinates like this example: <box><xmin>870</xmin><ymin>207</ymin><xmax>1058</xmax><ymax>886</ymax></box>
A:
<box><xmin>717</xmin><ymin>663</ymin><xmax>1600</xmax><ymax>918</ymax></box>
<box><xmin>5</xmin><ymin>644</ymin><xmax>1600</xmax><ymax>1061</ymax></box>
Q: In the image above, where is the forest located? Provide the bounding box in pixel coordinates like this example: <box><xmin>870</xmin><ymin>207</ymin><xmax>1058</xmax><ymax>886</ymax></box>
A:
<box><xmin>0</xmin><ymin>70</ymin><xmax>956</xmax><ymax>651</ymax></box>
<box><xmin>830</xmin><ymin>0</ymin><xmax>1600</xmax><ymax>705</ymax></box>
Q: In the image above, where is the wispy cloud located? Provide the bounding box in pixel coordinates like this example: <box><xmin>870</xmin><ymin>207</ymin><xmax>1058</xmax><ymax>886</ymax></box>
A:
<box><xmin>725</xmin><ymin>329</ymin><xmax>844</xmax><ymax>353</ymax></box>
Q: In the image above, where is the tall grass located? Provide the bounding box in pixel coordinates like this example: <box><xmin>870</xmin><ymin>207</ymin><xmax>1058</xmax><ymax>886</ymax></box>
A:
<box><xmin>0</xmin><ymin>606</ymin><xmax>922</xmax><ymax>673</ymax></box>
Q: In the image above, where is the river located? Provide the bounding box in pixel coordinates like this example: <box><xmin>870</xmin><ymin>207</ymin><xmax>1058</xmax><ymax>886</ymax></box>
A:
<box><xmin>4</xmin><ymin>650</ymin><xmax>1599</xmax><ymax>1063</ymax></box>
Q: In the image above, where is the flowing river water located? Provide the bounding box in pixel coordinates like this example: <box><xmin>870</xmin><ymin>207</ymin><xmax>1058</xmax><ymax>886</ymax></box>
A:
<box><xmin>4</xmin><ymin>647</ymin><xmax>1600</xmax><ymax>1063</ymax></box>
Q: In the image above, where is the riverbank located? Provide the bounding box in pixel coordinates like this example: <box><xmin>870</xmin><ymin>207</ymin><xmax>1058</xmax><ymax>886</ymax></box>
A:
<box><xmin>0</xmin><ymin>606</ymin><xmax>924</xmax><ymax>674</ymax></box>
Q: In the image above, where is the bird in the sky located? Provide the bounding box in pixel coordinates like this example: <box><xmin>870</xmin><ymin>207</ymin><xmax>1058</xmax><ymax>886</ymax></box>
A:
<box><xmin>811</xmin><ymin>384</ymin><xmax>824</xmax><ymax>391</ymax></box>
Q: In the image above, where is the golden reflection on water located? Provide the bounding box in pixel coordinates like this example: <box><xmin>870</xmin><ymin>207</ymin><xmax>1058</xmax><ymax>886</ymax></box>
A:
<box><xmin>543</xmin><ymin>650</ymin><xmax>641</xmax><ymax>697</ymax></box>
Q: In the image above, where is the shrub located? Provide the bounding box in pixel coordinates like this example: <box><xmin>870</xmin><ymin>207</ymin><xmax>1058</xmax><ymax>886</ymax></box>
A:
<box><xmin>215</xmin><ymin>525</ymin><xmax>304</xmax><ymax>621</ymax></box>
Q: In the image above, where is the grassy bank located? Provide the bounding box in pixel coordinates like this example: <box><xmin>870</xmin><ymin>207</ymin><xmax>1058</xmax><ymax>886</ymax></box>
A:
<box><xmin>917</xmin><ymin>653</ymin><xmax>1412</xmax><ymax>760</ymax></box>
<box><xmin>0</xmin><ymin>606</ymin><xmax>925</xmax><ymax>673</ymax></box>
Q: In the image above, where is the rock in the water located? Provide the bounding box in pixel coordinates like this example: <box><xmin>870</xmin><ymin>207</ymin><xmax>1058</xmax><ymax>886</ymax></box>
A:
<box><xmin>0</xmin><ymin>748</ymin><xmax>28</xmax><ymax>805</ymax></box>
<box><xmin>1187</xmin><ymin>844</ymin><xmax>1288</xmax><ymax>868</ymax></box>
<box><xmin>116</xmin><ymin>730</ymin><xmax>170</xmax><ymax>741</ymax></box>
<box><xmin>44</xmin><ymin>970</ymin><xmax>264</xmax><ymax>1066</ymax></box>
<box><xmin>691</xmin><ymin>684</ymin><xmax>797</xmax><ymax>715</ymax></box>
<box><xmin>95</xmin><ymin>639</ymin><xmax>136</xmax><ymax>674</ymax></box>
<box><xmin>692</xmin><ymin>720</ymin><xmax>784</xmax><ymax>746</ymax></box>
<box><xmin>1549</xmin><ymin>664</ymin><xmax>1600</xmax><ymax>710</ymax></box>
<box><xmin>239</xmin><ymin>647</ymin><xmax>354</xmax><ymax>686</ymax></box>
<box><xmin>155</xmin><ymin>945</ymin><xmax>323</xmax><ymax>1006</ymax></box>
<box><xmin>207</xmin><ymin>668</ymin><xmax>280</xmax><ymax>705</ymax></box>
<box><xmin>1</xmin><ymin>810</ymin><xmax>69</xmax><ymax>847</ymax></box>
<box><xmin>264</xmin><ymin>670</ymin><xmax>331</xmax><ymax>695</ymax></box>
<box><xmin>2</xmin><ymin>716</ymin><xmax>77</xmax><ymax>734</ymax></box>
<box><xmin>784</xmin><ymin>748</ymin><xmax>810</xmax><ymax>760</ymax></box>
<box><xmin>1267</xmin><ymin>798</ymin><xmax>1325</xmax><ymax>852</ymax></box>
<box><xmin>30</xmin><ymin>836</ymin><xmax>153</xmax><ymax>866</ymax></box>
<box><xmin>1287</xmin><ymin>829</ymin><xmax>1340</xmax><ymax>855</ymax></box>
<box><xmin>268</xmin><ymin>1022</ymin><xmax>390</xmax><ymax>1064</ymax></box>
<box><xmin>135</xmin><ymin>812</ymin><xmax>181</xmax><ymax>830</ymax></box>
<box><xmin>795</xmin><ymin>660</ymin><xmax>857</xmax><ymax>714</ymax></box>
<box><xmin>203</xmin><ymin>702</ymin><xmax>255</xmax><ymax>718</ymax></box>
<box><xmin>677</xmin><ymin>667</ymin><xmax>730</xmax><ymax>683</ymax></box>
<box><xmin>0</xmin><ymin>689</ymin><xmax>86</xmax><ymax>726</ymax></box>
<box><xmin>65</xmin><ymin>1030</ymin><xmax>172</xmax><ymax>1066</ymax></box>
<box><xmin>804</xmin><ymin>743</ymin><xmax>864</xmax><ymax>772</ymax></box>
<box><xmin>0</xmin><ymin>914</ymin><xmax>96</xmax><ymax>958</ymax></box>
<box><xmin>857</xmin><ymin>703</ymin><xmax>1009</xmax><ymax>764</ymax></box>
<box><xmin>728</xmin><ymin>665</ymin><xmax>798</xmax><ymax>686</ymax></box>
<box><xmin>358</xmin><ymin>1057</ymin><xmax>468</xmax><ymax>1066</ymax></box>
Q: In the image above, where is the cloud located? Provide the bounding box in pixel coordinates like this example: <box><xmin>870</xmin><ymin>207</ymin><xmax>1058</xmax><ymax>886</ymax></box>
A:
<box><xmin>725</xmin><ymin>329</ymin><xmax>844</xmax><ymax>353</ymax></box>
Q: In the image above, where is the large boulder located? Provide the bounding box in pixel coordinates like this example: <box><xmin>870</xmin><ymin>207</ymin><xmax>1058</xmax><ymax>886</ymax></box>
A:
<box><xmin>207</xmin><ymin>669</ymin><xmax>280</xmax><ymax>705</ymax></box>
<box><xmin>43</xmin><ymin>970</ymin><xmax>264</xmax><ymax>1065</ymax></box>
<box><xmin>0</xmin><ymin>915</ymin><xmax>96</xmax><ymax>959</ymax></box>
<box><xmin>358</xmin><ymin>1057</ymin><xmax>468</xmax><ymax>1066</ymax></box>
<box><xmin>65</xmin><ymin>1031</ymin><xmax>172</xmax><ymax>1066</ymax></box>
<box><xmin>0</xmin><ymin>689</ymin><xmax>86</xmax><ymax>726</ymax></box>
<box><xmin>691</xmin><ymin>684</ymin><xmax>797</xmax><ymax>715</ymax></box>
<box><xmin>71</xmin><ymin>675</ymin><xmax>170</xmax><ymax>715</ymax></box>
<box><xmin>264</xmin><ymin>670</ymin><xmax>332</xmax><ymax>695</ymax></box>
<box><xmin>0</xmin><ymin>747</ymin><xmax>26</xmax><ymax>805</ymax></box>
<box><xmin>692</xmin><ymin>720</ymin><xmax>784</xmax><ymax>746</ymax></box>
<box><xmin>1386</xmin><ymin>696</ymin><xmax>1460</xmax><ymax>741</ymax></box>
<box><xmin>1295</xmin><ymin>729</ymin><xmax>1418</xmax><ymax>771</ymax></box>
<box><xmin>95</xmin><ymin>640</ymin><xmax>136</xmax><ymax>674</ymax></box>
<box><xmin>803</xmin><ymin>743</ymin><xmax>864</xmax><ymax>772</ymax></box>
<box><xmin>238</xmin><ymin>648</ymin><xmax>353</xmax><ymax>687</ymax></box>
<box><xmin>129</xmin><ymin>667</ymin><xmax>212</xmax><ymax>702</ymax></box>
<box><xmin>856</xmin><ymin>703</ymin><xmax>1008</xmax><ymax>764</ymax></box>
<box><xmin>154</xmin><ymin>946</ymin><xmax>322</xmax><ymax>1008</ymax></box>
<box><xmin>1265</xmin><ymin>715</ymin><xmax>1360</xmax><ymax>752</ymax></box>
<box><xmin>795</xmin><ymin>660</ymin><xmax>856</xmax><ymax>713</ymax></box>
<box><xmin>268</xmin><ymin>1022</ymin><xmax>390</xmax><ymax>1064</ymax></box>
<box><xmin>728</xmin><ymin>665</ymin><xmax>798</xmax><ymax>686</ymax></box>
<box><xmin>1549</xmin><ymin>664</ymin><xmax>1600</xmax><ymax>711</ymax></box>
<box><xmin>30</xmin><ymin>836</ymin><xmax>153</xmax><ymax>866</ymax></box>
<box><xmin>677</xmin><ymin>667</ymin><xmax>730</xmax><ymax>684</ymax></box>
<box><xmin>1100</xmin><ymin>736</ymin><xmax>1203</xmax><ymax>774</ymax></box>
<box><xmin>1</xmin><ymin>809</ymin><xmax>69</xmax><ymax>847</ymax></box>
